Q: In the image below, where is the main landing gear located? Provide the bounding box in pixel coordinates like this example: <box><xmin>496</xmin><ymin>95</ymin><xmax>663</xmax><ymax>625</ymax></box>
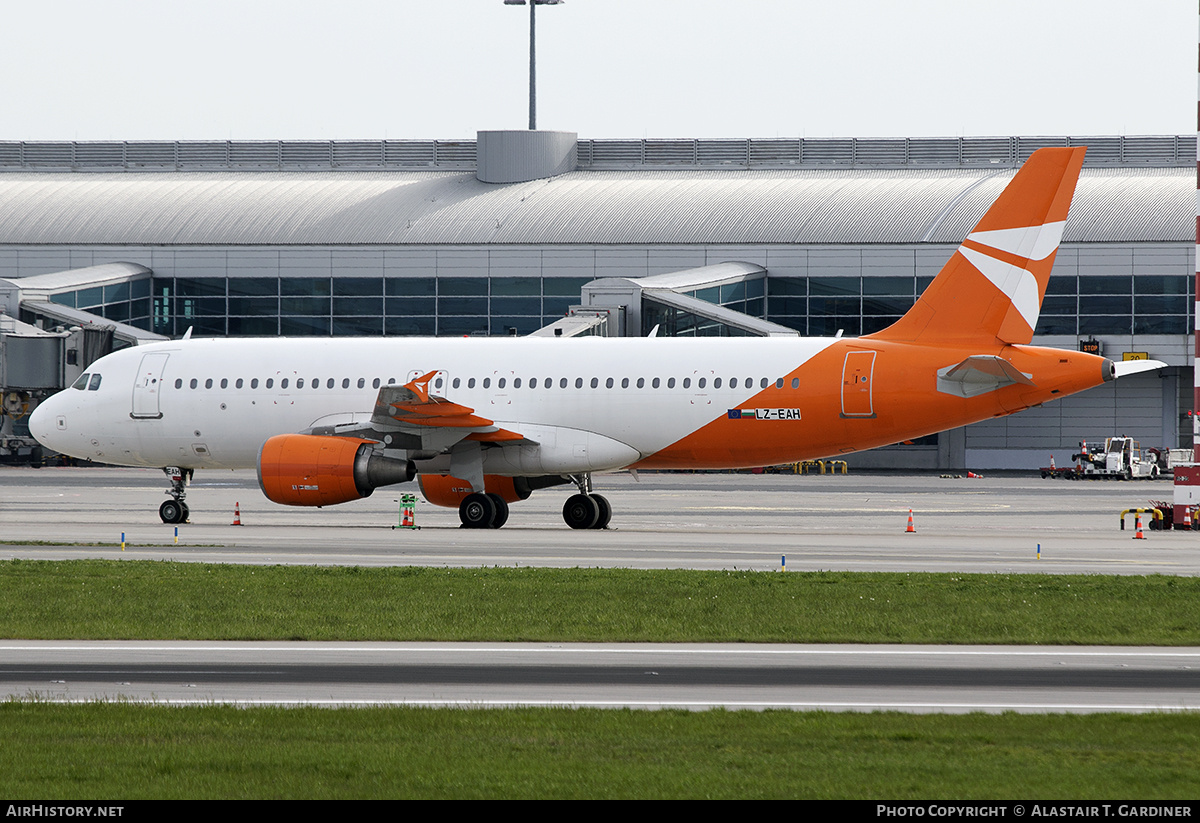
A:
<box><xmin>455</xmin><ymin>473</ymin><xmax>611</xmax><ymax>530</ymax></box>
<box><xmin>562</xmin><ymin>474</ymin><xmax>611</xmax><ymax>530</ymax></box>
<box><xmin>458</xmin><ymin>492</ymin><xmax>510</xmax><ymax>529</ymax></box>
<box><xmin>159</xmin><ymin>466</ymin><xmax>192</xmax><ymax>524</ymax></box>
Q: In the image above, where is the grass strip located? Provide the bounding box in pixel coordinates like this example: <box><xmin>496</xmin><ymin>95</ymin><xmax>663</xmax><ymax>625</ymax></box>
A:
<box><xmin>1</xmin><ymin>559</ymin><xmax>1198</xmax><ymax>644</ymax></box>
<box><xmin>2</xmin><ymin>704</ymin><xmax>1198</xmax><ymax>799</ymax></box>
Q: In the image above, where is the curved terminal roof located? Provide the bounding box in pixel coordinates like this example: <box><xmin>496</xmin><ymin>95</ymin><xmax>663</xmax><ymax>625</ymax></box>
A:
<box><xmin>0</xmin><ymin>166</ymin><xmax>1187</xmax><ymax>247</ymax></box>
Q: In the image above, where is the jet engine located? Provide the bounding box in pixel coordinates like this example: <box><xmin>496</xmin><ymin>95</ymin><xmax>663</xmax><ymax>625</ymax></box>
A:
<box><xmin>258</xmin><ymin>434</ymin><xmax>415</xmax><ymax>506</ymax></box>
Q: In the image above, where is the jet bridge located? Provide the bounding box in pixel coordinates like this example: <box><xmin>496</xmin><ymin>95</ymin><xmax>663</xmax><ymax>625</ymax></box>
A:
<box><xmin>575</xmin><ymin>262</ymin><xmax>798</xmax><ymax>338</ymax></box>
<box><xmin>0</xmin><ymin>264</ymin><xmax>166</xmax><ymax>461</ymax></box>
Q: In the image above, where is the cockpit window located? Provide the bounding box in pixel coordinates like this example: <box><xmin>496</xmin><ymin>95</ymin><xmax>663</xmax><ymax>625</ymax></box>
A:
<box><xmin>88</xmin><ymin>374</ymin><xmax>102</xmax><ymax>391</ymax></box>
<box><xmin>72</xmin><ymin>373</ymin><xmax>90</xmax><ymax>390</ymax></box>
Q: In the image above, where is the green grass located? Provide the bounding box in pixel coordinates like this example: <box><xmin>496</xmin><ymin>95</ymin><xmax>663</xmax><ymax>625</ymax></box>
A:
<box><xmin>4</xmin><ymin>560</ymin><xmax>1198</xmax><ymax>799</ymax></box>
<box><xmin>1</xmin><ymin>704</ymin><xmax>1197</xmax><ymax>799</ymax></box>
<box><xmin>1</xmin><ymin>559</ymin><xmax>1198</xmax><ymax>644</ymax></box>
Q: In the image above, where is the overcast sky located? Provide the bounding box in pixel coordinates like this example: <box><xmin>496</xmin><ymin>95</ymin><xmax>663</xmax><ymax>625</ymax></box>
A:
<box><xmin>3</xmin><ymin>0</ymin><xmax>1192</xmax><ymax>141</ymax></box>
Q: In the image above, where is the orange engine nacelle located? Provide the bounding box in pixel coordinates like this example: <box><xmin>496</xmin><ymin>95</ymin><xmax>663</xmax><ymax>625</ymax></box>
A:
<box><xmin>418</xmin><ymin>474</ymin><xmax>534</xmax><ymax>509</ymax></box>
<box><xmin>258</xmin><ymin>434</ymin><xmax>415</xmax><ymax>507</ymax></box>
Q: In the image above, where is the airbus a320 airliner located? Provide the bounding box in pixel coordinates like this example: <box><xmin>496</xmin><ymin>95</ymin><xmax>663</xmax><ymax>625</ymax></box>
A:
<box><xmin>29</xmin><ymin>147</ymin><xmax>1164</xmax><ymax>529</ymax></box>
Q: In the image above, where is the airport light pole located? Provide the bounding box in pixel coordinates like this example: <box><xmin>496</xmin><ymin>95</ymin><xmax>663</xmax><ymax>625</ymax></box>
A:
<box><xmin>504</xmin><ymin>0</ymin><xmax>563</xmax><ymax>130</ymax></box>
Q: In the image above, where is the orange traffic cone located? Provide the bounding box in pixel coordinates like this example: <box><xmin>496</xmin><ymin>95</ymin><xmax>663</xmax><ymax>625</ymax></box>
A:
<box><xmin>232</xmin><ymin>502</ymin><xmax>242</xmax><ymax>526</ymax></box>
<box><xmin>1183</xmin><ymin>507</ymin><xmax>1192</xmax><ymax>531</ymax></box>
<box><xmin>905</xmin><ymin>509</ymin><xmax>916</xmax><ymax>533</ymax></box>
<box><xmin>1133</xmin><ymin>512</ymin><xmax>1145</xmax><ymax>539</ymax></box>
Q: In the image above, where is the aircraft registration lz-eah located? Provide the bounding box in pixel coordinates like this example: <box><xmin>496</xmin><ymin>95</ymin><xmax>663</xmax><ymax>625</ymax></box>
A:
<box><xmin>29</xmin><ymin>147</ymin><xmax>1164</xmax><ymax>529</ymax></box>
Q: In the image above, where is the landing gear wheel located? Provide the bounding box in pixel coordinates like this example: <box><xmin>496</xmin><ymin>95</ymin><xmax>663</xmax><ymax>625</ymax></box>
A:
<box><xmin>563</xmin><ymin>493</ymin><xmax>600</xmax><ymax>530</ymax></box>
<box><xmin>592</xmin><ymin>494</ymin><xmax>612</xmax><ymax>529</ymax></box>
<box><xmin>459</xmin><ymin>492</ymin><xmax>497</xmax><ymax>529</ymax></box>
<box><xmin>159</xmin><ymin>499</ymin><xmax>185</xmax><ymax>524</ymax></box>
<box><xmin>487</xmin><ymin>494</ymin><xmax>510</xmax><ymax>529</ymax></box>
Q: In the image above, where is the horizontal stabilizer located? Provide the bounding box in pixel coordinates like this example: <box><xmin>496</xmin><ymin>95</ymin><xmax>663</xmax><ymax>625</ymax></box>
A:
<box><xmin>1111</xmin><ymin>359</ymin><xmax>1168</xmax><ymax>379</ymax></box>
<box><xmin>936</xmin><ymin>355</ymin><xmax>1035</xmax><ymax>398</ymax></box>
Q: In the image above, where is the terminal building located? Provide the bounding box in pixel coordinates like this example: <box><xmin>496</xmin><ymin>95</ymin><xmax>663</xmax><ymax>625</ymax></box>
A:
<box><xmin>0</xmin><ymin>132</ymin><xmax>1192</xmax><ymax>469</ymax></box>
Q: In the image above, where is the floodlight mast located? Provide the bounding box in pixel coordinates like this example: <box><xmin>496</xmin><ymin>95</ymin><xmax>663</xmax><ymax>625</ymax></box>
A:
<box><xmin>504</xmin><ymin>0</ymin><xmax>564</xmax><ymax>130</ymax></box>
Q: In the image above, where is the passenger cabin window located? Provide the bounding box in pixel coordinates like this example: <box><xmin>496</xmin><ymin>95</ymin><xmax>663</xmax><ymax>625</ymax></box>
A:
<box><xmin>190</xmin><ymin>379</ymin><xmax>198</xmax><ymax>389</ymax></box>
<box><xmin>236</xmin><ymin>378</ymin><xmax>243</xmax><ymax>389</ymax></box>
<box><xmin>251</xmin><ymin>378</ymin><xmax>259</xmax><ymax>389</ymax></box>
<box><xmin>174</xmin><ymin>379</ymin><xmax>183</xmax><ymax>389</ymax></box>
<box><xmin>266</xmin><ymin>378</ymin><xmax>274</xmax><ymax>389</ymax></box>
<box><xmin>220</xmin><ymin>378</ymin><xmax>228</xmax><ymax>389</ymax></box>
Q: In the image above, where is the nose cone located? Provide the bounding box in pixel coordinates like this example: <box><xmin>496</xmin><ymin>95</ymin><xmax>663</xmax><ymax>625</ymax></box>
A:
<box><xmin>28</xmin><ymin>392</ymin><xmax>64</xmax><ymax>452</ymax></box>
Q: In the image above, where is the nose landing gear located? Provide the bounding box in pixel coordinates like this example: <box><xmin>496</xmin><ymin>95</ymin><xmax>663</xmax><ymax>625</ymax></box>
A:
<box><xmin>159</xmin><ymin>466</ymin><xmax>192</xmax><ymax>524</ymax></box>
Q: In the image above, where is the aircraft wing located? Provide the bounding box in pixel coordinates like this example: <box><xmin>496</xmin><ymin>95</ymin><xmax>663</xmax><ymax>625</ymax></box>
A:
<box><xmin>301</xmin><ymin>371</ymin><xmax>533</xmax><ymax>452</ymax></box>
<box><xmin>371</xmin><ymin>377</ymin><xmax>531</xmax><ymax>445</ymax></box>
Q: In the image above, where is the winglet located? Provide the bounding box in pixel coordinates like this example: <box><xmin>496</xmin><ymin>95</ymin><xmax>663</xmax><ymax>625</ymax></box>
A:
<box><xmin>403</xmin><ymin>370</ymin><xmax>438</xmax><ymax>403</ymax></box>
<box><xmin>870</xmin><ymin>147</ymin><xmax>1087</xmax><ymax>346</ymax></box>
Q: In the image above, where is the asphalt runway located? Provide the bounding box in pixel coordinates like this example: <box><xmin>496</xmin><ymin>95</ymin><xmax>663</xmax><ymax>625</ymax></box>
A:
<box><xmin>4</xmin><ymin>468</ymin><xmax>1199</xmax><ymax>712</ymax></box>
<box><xmin>1</xmin><ymin>466</ymin><xmax>1198</xmax><ymax>574</ymax></box>
<box><xmin>3</xmin><ymin>641</ymin><xmax>1198</xmax><ymax>713</ymax></box>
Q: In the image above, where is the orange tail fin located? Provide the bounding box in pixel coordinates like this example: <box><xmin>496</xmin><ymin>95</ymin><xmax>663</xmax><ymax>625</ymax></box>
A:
<box><xmin>869</xmin><ymin>146</ymin><xmax>1086</xmax><ymax>345</ymax></box>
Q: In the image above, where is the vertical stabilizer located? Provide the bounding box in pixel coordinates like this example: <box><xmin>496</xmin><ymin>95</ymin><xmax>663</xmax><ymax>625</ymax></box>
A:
<box><xmin>869</xmin><ymin>146</ymin><xmax>1086</xmax><ymax>345</ymax></box>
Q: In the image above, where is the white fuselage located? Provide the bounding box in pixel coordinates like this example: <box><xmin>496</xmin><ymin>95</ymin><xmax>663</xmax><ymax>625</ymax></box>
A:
<box><xmin>30</xmin><ymin>335</ymin><xmax>837</xmax><ymax>474</ymax></box>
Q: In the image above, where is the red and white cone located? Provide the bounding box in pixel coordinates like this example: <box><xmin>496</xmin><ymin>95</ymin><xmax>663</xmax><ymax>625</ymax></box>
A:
<box><xmin>1133</xmin><ymin>512</ymin><xmax>1145</xmax><ymax>539</ymax></box>
<box><xmin>905</xmin><ymin>509</ymin><xmax>916</xmax><ymax>534</ymax></box>
<box><xmin>232</xmin><ymin>502</ymin><xmax>242</xmax><ymax>526</ymax></box>
<box><xmin>1184</xmin><ymin>507</ymin><xmax>1193</xmax><ymax>530</ymax></box>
